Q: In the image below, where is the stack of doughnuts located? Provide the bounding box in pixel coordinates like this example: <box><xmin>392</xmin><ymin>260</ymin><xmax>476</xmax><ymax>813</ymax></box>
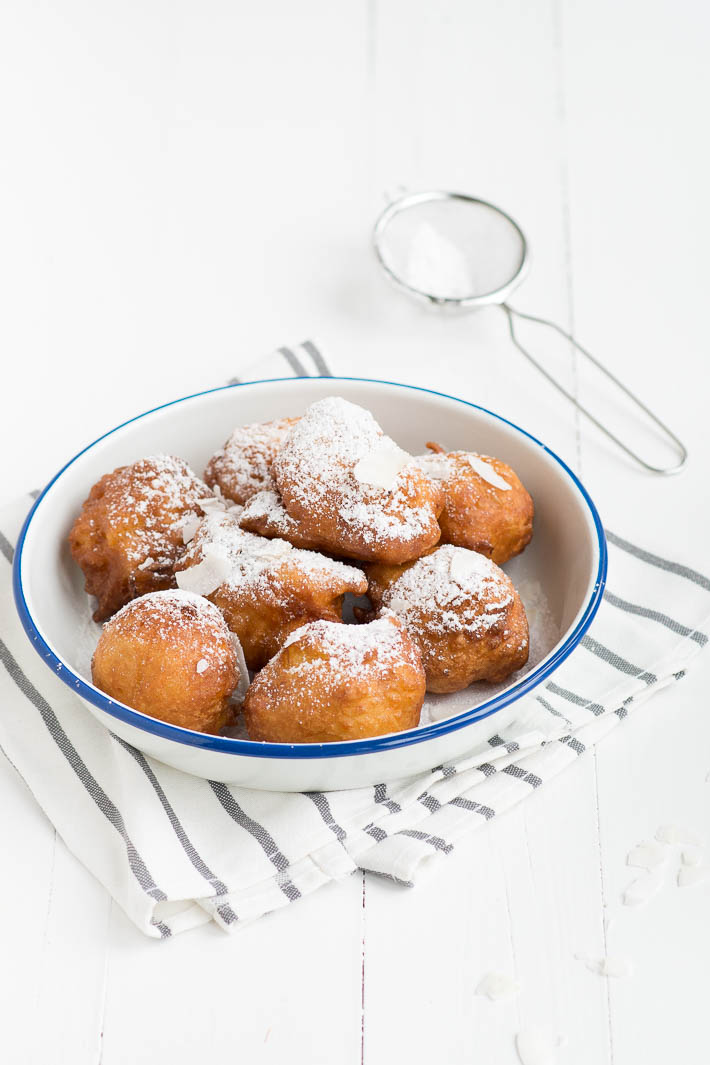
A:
<box><xmin>70</xmin><ymin>396</ymin><xmax>534</xmax><ymax>743</ymax></box>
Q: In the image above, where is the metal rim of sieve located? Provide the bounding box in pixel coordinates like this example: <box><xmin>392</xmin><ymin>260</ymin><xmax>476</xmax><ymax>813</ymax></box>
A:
<box><xmin>373</xmin><ymin>190</ymin><xmax>530</xmax><ymax>307</ymax></box>
<box><xmin>372</xmin><ymin>189</ymin><xmax>688</xmax><ymax>475</ymax></box>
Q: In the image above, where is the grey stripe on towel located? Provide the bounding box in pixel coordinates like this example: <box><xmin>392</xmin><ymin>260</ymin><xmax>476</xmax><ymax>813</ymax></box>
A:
<box><xmin>606</xmin><ymin>530</ymin><xmax>710</xmax><ymax>594</ymax></box>
<box><xmin>604</xmin><ymin>591</ymin><xmax>707</xmax><ymax>646</ymax></box>
<box><xmin>301</xmin><ymin>340</ymin><xmax>332</xmax><ymax>376</ymax></box>
<box><xmin>113</xmin><ymin>735</ymin><xmax>238</xmax><ymax>924</ymax></box>
<box><xmin>209</xmin><ymin>781</ymin><xmax>301</xmax><ymax>901</ymax></box>
<box><xmin>0</xmin><ymin>638</ymin><xmax>170</xmax><ymax>915</ymax></box>
<box><xmin>581</xmin><ymin>635</ymin><xmax>657</xmax><ymax>684</ymax></box>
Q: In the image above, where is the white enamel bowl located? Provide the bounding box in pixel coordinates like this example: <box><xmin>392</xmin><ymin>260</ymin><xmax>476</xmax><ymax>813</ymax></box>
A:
<box><xmin>13</xmin><ymin>378</ymin><xmax>606</xmax><ymax>791</ymax></box>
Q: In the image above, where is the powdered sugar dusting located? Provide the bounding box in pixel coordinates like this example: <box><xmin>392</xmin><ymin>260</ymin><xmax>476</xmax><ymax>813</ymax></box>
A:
<box><xmin>205</xmin><ymin>418</ymin><xmax>296</xmax><ymax>503</ymax></box>
<box><xmin>98</xmin><ymin>455</ymin><xmax>214</xmax><ymax>568</ymax></box>
<box><xmin>104</xmin><ymin>590</ymin><xmax>232</xmax><ymax>679</ymax></box>
<box><xmin>274</xmin><ymin>397</ymin><xmax>438</xmax><ymax>547</ymax></box>
<box><xmin>414</xmin><ymin>450</ymin><xmax>512</xmax><ymax>492</ymax></box>
<box><xmin>282</xmin><ymin>616</ymin><xmax>418</xmax><ymax>682</ymax></box>
<box><xmin>240</xmin><ymin>487</ymin><xmax>313</xmax><ymax>542</ymax></box>
<box><xmin>382</xmin><ymin>545</ymin><xmax>514</xmax><ymax>638</ymax></box>
<box><xmin>178</xmin><ymin>512</ymin><xmax>366</xmax><ymax>598</ymax></box>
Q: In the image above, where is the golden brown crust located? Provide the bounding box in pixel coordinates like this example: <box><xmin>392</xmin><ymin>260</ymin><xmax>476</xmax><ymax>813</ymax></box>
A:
<box><xmin>91</xmin><ymin>591</ymin><xmax>239</xmax><ymax>734</ymax></box>
<box><xmin>204</xmin><ymin>418</ymin><xmax>299</xmax><ymax>505</ymax></box>
<box><xmin>419</xmin><ymin>448</ymin><xmax>534</xmax><ymax>565</ymax></box>
<box><xmin>239</xmin><ymin>487</ymin><xmax>332</xmax><ymax>552</ymax></box>
<box><xmin>174</xmin><ymin>512</ymin><xmax>368</xmax><ymax>671</ymax></box>
<box><xmin>68</xmin><ymin>456</ymin><xmax>214</xmax><ymax>622</ymax></box>
<box><xmin>242</xmin><ymin>616</ymin><xmax>425</xmax><ymax>743</ymax></box>
<box><xmin>372</xmin><ymin>545</ymin><xmax>529</xmax><ymax>693</ymax></box>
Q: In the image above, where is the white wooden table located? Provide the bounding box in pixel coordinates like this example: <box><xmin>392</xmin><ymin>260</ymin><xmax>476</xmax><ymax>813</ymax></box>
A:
<box><xmin>1</xmin><ymin>2</ymin><xmax>709</xmax><ymax>1062</ymax></box>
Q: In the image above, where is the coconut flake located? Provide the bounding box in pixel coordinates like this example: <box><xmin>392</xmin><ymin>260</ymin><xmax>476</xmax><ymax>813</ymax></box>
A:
<box><xmin>449</xmin><ymin>546</ymin><xmax>495</xmax><ymax>585</ymax></box>
<box><xmin>175</xmin><ymin>544</ymin><xmax>232</xmax><ymax>596</ymax></box>
<box><xmin>353</xmin><ymin>438</ymin><xmax>413</xmax><ymax>491</ymax></box>
<box><xmin>515</xmin><ymin>1027</ymin><xmax>565</xmax><ymax>1065</ymax></box>
<box><xmin>181</xmin><ymin>516</ymin><xmax>202</xmax><ymax>544</ymax></box>
<box><xmin>622</xmin><ymin>869</ymin><xmax>665</xmax><ymax>906</ymax></box>
<box><xmin>677</xmin><ymin>865</ymin><xmax>710</xmax><ymax>888</ymax></box>
<box><xmin>681</xmin><ymin>848</ymin><xmax>703</xmax><ymax>867</ymax></box>
<box><xmin>468</xmin><ymin>454</ymin><xmax>512</xmax><ymax>491</ymax></box>
<box><xmin>230</xmin><ymin>633</ymin><xmax>250</xmax><ymax>704</ymax></box>
<box><xmin>655</xmin><ymin>824</ymin><xmax>704</xmax><ymax>847</ymax></box>
<box><xmin>475</xmin><ymin>972</ymin><xmax>520</xmax><ymax>1001</ymax></box>
<box><xmin>196</xmin><ymin>658</ymin><xmax>209</xmax><ymax>675</ymax></box>
<box><xmin>627</xmin><ymin>841</ymin><xmax>668</xmax><ymax>871</ymax></box>
<box><xmin>576</xmin><ymin>953</ymin><xmax>633</xmax><ymax>978</ymax></box>
<box><xmin>197</xmin><ymin>495</ymin><xmax>227</xmax><ymax>514</ymax></box>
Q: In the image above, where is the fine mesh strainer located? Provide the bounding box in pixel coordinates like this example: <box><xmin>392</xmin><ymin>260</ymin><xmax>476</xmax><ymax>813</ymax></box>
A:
<box><xmin>373</xmin><ymin>190</ymin><xmax>687</xmax><ymax>474</ymax></box>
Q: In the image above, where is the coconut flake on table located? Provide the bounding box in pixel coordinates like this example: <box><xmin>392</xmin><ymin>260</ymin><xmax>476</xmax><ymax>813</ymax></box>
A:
<box><xmin>677</xmin><ymin>865</ymin><xmax>710</xmax><ymax>888</ymax></box>
<box><xmin>681</xmin><ymin>848</ymin><xmax>703</xmax><ymax>867</ymax></box>
<box><xmin>622</xmin><ymin>869</ymin><xmax>666</xmax><ymax>907</ymax></box>
<box><xmin>576</xmin><ymin>953</ymin><xmax>633</xmax><ymax>979</ymax></box>
<box><xmin>655</xmin><ymin>824</ymin><xmax>704</xmax><ymax>847</ymax></box>
<box><xmin>515</xmin><ymin>1026</ymin><xmax>566</xmax><ymax>1065</ymax></box>
<box><xmin>474</xmin><ymin>972</ymin><xmax>520</xmax><ymax>1001</ymax></box>
<box><xmin>626</xmin><ymin>840</ymin><xmax>668</xmax><ymax>871</ymax></box>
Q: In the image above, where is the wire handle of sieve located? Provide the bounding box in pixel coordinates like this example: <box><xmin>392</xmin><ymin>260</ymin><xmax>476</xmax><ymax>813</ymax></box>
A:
<box><xmin>502</xmin><ymin>304</ymin><xmax>688</xmax><ymax>475</ymax></box>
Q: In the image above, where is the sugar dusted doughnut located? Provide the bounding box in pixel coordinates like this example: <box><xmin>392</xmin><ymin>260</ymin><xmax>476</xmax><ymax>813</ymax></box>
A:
<box><xmin>174</xmin><ymin>511</ymin><xmax>368</xmax><ymax>670</ymax></box>
<box><xmin>415</xmin><ymin>445</ymin><xmax>533</xmax><ymax>565</ymax></box>
<box><xmin>204</xmin><ymin>418</ymin><xmax>298</xmax><ymax>505</ymax></box>
<box><xmin>69</xmin><ymin>455</ymin><xmax>217</xmax><ymax>621</ymax></box>
<box><xmin>370</xmin><ymin>544</ymin><xmax>529</xmax><ymax>693</ymax></box>
<box><xmin>272</xmin><ymin>397</ymin><xmax>443</xmax><ymax>564</ymax></box>
<box><xmin>91</xmin><ymin>590</ymin><xmax>240</xmax><ymax>734</ymax></box>
<box><xmin>242</xmin><ymin>616</ymin><xmax>425</xmax><ymax>743</ymax></box>
<box><xmin>239</xmin><ymin>487</ymin><xmax>329</xmax><ymax>551</ymax></box>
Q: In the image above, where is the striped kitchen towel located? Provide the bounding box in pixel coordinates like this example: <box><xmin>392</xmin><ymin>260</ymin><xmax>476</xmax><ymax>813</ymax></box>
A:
<box><xmin>1</xmin><ymin>340</ymin><xmax>709</xmax><ymax>938</ymax></box>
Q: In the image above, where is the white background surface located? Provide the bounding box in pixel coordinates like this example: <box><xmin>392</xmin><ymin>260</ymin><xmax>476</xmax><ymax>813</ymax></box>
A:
<box><xmin>1</xmin><ymin>1</ymin><xmax>709</xmax><ymax>1062</ymax></box>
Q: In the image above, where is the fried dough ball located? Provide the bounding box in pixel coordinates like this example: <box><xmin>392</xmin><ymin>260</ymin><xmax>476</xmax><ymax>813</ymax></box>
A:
<box><xmin>370</xmin><ymin>544</ymin><xmax>529</xmax><ymax>693</ymax></box>
<box><xmin>69</xmin><ymin>455</ymin><xmax>216</xmax><ymax>622</ymax></box>
<box><xmin>272</xmin><ymin>397</ymin><xmax>443</xmax><ymax>564</ymax></box>
<box><xmin>91</xmin><ymin>590</ymin><xmax>239</xmax><ymax>734</ymax></box>
<box><xmin>242</xmin><ymin>616</ymin><xmax>425</xmax><ymax>743</ymax></box>
<box><xmin>174</xmin><ymin>512</ymin><xmax>368</xmax><ymax>671</ymax></box>
<box><xmin>239</xmin><ymin>487</ymin><xmax>330</xmax><ymax>552</ymax></box>
<box><xmin>414</xmin><ymin>445</ymin><xmax>533</xmax><ymax>565</ymax></box>
<box><xmin>204</xmin><ymin>418</ymin><xmax>298</xmax><ymax>505</ymax></box>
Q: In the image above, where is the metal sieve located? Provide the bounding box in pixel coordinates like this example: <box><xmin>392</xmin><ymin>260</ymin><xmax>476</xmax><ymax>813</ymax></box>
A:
<box><xmin>373</xmin><ymin>190</ymin><xmax>687</xmax><ymax>474</ymax></box>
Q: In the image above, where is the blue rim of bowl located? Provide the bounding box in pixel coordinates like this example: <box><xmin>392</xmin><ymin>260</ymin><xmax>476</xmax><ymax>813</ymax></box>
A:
<box><xmin>13</xmin><ymin>377</ymin><xmax>607</xmax><ymax>759</ymax></box>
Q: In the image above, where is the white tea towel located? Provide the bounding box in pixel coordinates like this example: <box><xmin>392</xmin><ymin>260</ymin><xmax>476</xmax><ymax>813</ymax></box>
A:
<box><xmin>1</xmin><ymin>341</ymin><xmax>708</xmax><ymax>938</ymax></box>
